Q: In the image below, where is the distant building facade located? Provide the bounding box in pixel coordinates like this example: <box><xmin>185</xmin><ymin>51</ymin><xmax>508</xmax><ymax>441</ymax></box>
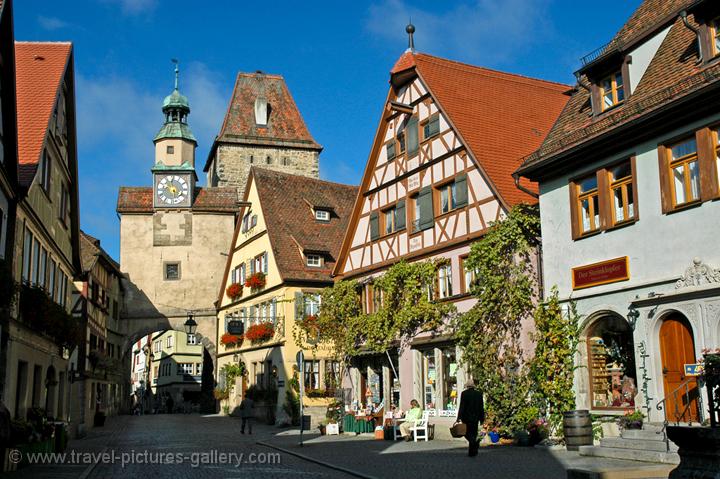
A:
<box><xmin>149</xmin><ymin>329</ymin><xmax>203</xmax><ymax>409</ymax></box>
<box><xmin>204</xmin><ymin>72</ymin><xmax>322</xmax><ymax>198</ymax></box>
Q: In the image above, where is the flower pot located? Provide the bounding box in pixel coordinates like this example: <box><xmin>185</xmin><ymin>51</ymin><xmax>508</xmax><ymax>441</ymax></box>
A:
<box><xmin>488</xmin><ymin>431</ymin><xmax>500</xmax><ymax>443</ymax></box>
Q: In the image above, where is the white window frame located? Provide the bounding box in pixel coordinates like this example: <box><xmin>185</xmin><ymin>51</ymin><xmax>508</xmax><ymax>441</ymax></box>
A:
<box><xmin>315</xmin><ymin>209</ymin><xmax>330</xmax><ymax>221</ymax></box>
<box><xmin>306</xmin><ymin>254</ymin><xmax>322</xmax><ymax>267</ymax></box>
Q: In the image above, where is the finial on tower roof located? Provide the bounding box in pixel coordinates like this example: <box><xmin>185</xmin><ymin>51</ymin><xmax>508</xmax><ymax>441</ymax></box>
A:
<box><xmin>406</xmin><ymin>21</ymin><xmax>415</xmax><ymax>52</ymax></box>
<box><xmin>171</xmin><ymin>58</ymin><xmax>179</xmax><ymax>90</ymax></box>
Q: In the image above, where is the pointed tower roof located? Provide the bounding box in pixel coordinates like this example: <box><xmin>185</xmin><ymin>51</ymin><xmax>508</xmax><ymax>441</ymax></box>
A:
<box><xmin>154</xmin><ymin>61</ymin><xmax>196</xmax><ymax>143</ymax></box>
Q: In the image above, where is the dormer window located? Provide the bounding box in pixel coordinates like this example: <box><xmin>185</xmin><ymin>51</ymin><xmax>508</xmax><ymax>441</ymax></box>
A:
<box><xmin>306</xmin><ymin>254</ymin><xmax>322</xmax><ymax>267</ymax></box>
<box><xmin>254</xmin><ymin>96</ymin><xmax>268</xmax><ymax>126</ymax></box>
<box><xmin>315</xmin><ymin>209</ymin><xmax>330</xmax><ymax>222</ymax></box>
<box><xmin>600</xmin><ymin>71</ymin><xmax>624</xmax><ymax>110</ymax></box>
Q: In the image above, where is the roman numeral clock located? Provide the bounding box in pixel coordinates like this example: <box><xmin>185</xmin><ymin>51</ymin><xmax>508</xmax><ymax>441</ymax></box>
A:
<box><xmin>154</xmin><ymin>173</ymin><xmax>192</xmax><ymax>208</ymax></box>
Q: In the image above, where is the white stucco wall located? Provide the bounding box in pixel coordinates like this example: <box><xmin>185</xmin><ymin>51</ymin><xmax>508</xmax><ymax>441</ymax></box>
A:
<box><xmin>628</xmin><ymin>26</ymin><xmax>671</xmax><ymax>93</ymax></box>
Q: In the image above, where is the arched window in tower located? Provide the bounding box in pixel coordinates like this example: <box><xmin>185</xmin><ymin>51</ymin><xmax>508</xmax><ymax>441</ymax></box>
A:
<box><xmin>282</xmin><ymin>157</ymin><xmax>290</xmax><ymax>166</ymax></box>
<box><xmin>266</xmin><ymin>156</ymin><xmax>272</xmax><ymax>165</ymax></box>
<box><xmin>249</xmin><ymin>155</ymin><xmax>254</xmax><ymax>164</ymax></box>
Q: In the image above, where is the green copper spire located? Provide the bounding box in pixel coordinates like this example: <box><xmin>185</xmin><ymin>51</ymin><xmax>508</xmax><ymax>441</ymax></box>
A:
<box><xmin>154</xmin><ymin>59</ymin><xmax>196</xmax><ymax>143</ymax></box>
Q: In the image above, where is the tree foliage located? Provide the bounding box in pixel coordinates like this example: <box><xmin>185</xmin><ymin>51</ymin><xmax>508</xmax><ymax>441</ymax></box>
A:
<box><xmin>453</xmin><ymin>204</ymin><xmax>541</xmax><ymax>432</ymax></box>
<box><xmin>530</xmin><ymin>288</ymin><xmax>581</xmax><ymax>432</ymax></box>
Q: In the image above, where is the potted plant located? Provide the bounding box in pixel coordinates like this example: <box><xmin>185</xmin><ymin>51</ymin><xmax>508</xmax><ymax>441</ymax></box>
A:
<box><xmin>617</xmin><ymin>410</ymin><xmax>645</xmax><ymax>430</ymax></box>
<box><xmin>226</xmin><ymin>283</ymin><xmax>243</xmax><ymax>301</ymax></box>
<box><xmin>318</xmin><ymin>420</ymin><xmax>327</xmax><ymax>435</ymax></box>
<box><xmin>245</xmin><ymin>323</ymin><xmax>274</xmax><ymax>343</ymax></box>
<box><xmin>220</xmin><ymin>333</ymin><xmax>243</xmax><ymax>348</ymax></box>
<box><xmin>527</xmin><ymin>418</ymin><xmax>549</xmax><ymax>446</ymax></box>
<box><xmin>244</xmin><ymin>272</ymin><xmax>266</xmax><ymax>290</ymax></box>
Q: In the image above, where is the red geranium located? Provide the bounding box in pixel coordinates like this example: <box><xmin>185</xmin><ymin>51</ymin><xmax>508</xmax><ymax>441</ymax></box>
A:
<box><xmin>226</xmin><ymin>283</ymin><xmax>243</xmax><ymax>300</ymax></box>
<box><xmin>245</xmin><ymin>323</ymin><xmax>274</xmax><ymax>342</ymax></box>
<box><xmin>221</xmin><ymin>333</ymin><xmax>243</xmax><ymax>347</ymax></box>
<box><xmin>244</xmin><ymin>272</ymin><xmax>266</xmax><ymax>290</ymax></box>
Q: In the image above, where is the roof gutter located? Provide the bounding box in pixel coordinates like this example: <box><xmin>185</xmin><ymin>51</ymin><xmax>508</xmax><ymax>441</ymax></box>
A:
<box><xmin>513</xmin><ymin>172</ymin><xmax>539</xmax><ymax>199</ymax></box>
<box><xmin>679</xmin><ymin>10</ymin><xmax>702</xmax><ymax>64</ymax></box>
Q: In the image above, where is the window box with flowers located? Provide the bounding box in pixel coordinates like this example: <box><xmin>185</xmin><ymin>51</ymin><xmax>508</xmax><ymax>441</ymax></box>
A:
<box><xmin>245</xmin><ymin>322</ymin><xmax>274</xmax><ymax>343</ymax></box>
<box><xmin>220</xmin><ymin>333</ymin><xmax>243</xmax><ymax>348</ymax></box>
<box><xmin>226</xmin><ymin>283</ymin><xmax>243</xmax><ymax>301</ymax></box>
<box><xmin>245</xmin><ymin>272</ymin><xmax>266</xmax><ymax>291</ymax></box>
<box><xmin>300</xmin><ymin>314</ymin><xmax>319</xmax><ymax>337</ymax></box>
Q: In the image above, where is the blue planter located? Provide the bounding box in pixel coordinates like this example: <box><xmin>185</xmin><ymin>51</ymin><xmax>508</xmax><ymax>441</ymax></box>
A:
<box><xmin>489</xmin><ymin>431</ymin><xmax>500</xmax><ymax>443</ymax></box>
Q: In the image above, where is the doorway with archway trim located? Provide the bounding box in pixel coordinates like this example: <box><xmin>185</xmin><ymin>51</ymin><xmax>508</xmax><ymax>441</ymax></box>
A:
<box><xmin>658</xmin><ymin>313</ymin><xmax>700</xmax><ymax>423</ymax></box>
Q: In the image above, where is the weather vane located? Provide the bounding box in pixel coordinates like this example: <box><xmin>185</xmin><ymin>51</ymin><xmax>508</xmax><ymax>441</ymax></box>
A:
<box><xmin>171</xmin><ymin>58</ymin><xmax>179</xmax><ymax>90</ymax></box>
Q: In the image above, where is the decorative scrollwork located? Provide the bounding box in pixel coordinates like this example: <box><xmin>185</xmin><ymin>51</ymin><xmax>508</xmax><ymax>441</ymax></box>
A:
<box><xmin>675</xmin><ymin>258</ymin><xmax>720</xmax><ymax>289</ymax></box>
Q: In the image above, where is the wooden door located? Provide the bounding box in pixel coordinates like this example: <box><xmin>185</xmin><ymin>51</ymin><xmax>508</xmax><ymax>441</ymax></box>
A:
<box><xmin>659</xmin><ymin>315</ymin><xmax>699</xmax><ymax>423</ymax></box>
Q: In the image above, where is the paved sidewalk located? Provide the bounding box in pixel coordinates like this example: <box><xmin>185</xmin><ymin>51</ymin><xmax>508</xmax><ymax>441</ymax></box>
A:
<box><xmin>261</xmin><ymin>431</ymin><xmax>676</xmax><ymax>479</ymax></box>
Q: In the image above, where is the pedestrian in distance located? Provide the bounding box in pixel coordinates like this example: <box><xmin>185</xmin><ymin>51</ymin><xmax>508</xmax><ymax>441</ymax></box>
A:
<box><xmin>240</xmin><ymin>395</ymin><xmax>254</xmax><ymax>434</ymax></box>
<box><xmin>457</xmin><ymin>379</ymin><xmax>485</xmax><ymax>457</ymax></box>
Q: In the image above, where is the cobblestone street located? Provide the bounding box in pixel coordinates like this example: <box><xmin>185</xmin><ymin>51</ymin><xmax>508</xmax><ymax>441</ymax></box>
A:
<box><xmin>5</xmin><ymin>414</ymin><xmax>677</xmax><ymax>479</ymax></box>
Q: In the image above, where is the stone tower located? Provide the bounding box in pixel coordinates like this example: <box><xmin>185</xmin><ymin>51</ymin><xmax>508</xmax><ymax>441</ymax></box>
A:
<box><xmin>203</xmin><ymin>71</ymin><xmax>322</xmax><ymax>198</ymax></box>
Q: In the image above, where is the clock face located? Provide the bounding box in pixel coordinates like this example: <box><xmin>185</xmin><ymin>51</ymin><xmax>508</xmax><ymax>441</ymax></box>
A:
<box><xmin>156</xmin><ymin>175</ymin><xmax>189</xmax><ymax>206</ymax></box>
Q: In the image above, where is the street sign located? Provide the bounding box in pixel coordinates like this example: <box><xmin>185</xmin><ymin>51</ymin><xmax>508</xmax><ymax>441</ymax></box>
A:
<box><xmin>685</xmin><ymin>363</ymin><xmax>704</xmax><ymax>376</ymax></box>
<box><xmin>296</xmin><ymin>350</ymin><xmax>304</xmax><ymax>369</ymax></box>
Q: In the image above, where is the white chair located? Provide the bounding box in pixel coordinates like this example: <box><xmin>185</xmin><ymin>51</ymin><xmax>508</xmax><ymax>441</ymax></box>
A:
<box><xmin>410</xmin><ymin>411</ymin><xmax>430</xmax><ymax>442</ymax></box>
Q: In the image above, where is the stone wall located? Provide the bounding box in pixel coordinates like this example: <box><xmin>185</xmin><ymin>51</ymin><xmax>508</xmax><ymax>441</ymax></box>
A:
<box><xmin>209</xmin><ymin>144</ymin><xmax>319</xmax><ymax>198</ymax></box>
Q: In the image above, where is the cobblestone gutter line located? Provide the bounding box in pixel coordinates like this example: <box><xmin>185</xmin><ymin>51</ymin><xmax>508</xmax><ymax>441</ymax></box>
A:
<box><xmin>78</xmin><ymin>447</ymin><xmax>106</xmax><ymax>479</ymax></box>
<box><xmin>256</xmin><ymin>440</ymin><xmax>378</xmax><ymax>479</ymax></box>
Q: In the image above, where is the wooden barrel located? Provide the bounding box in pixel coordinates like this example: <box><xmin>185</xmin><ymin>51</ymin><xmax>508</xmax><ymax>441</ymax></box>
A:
<box><xmin>563</xmin><ymin>410</ymin><xmax>593</xmax><ymax>451</ymax></box>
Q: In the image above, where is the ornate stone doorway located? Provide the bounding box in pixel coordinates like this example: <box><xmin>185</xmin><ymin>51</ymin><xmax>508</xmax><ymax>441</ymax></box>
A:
<box><xmin>659</xmin><ymin>314</ymin><xmax>699</xmax><ymax>423</ymax></box>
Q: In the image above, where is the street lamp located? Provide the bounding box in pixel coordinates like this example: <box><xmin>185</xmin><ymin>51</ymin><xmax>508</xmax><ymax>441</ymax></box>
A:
<box><xmin>627</xmin><ymin>306</ymin><xmax>640</xmax><ymax>331</ymax></box>
<box><xmin>184</xmin><ymin>313</ymin><xmax>198</xmax><ymax>336</ymax></box>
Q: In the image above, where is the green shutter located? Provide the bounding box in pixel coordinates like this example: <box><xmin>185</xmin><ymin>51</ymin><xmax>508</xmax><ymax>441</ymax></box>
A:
<box><xmin>395</xmin><ymin>199</ymin><xmax>406</xmax><ymax>231</ymax></box>
<box><xmin>369</xmin><ymin>212</ymin><xmax>379</xmax><ymax>241</ymax></box>
<box><xmin>295</xmin><ymin>292</ymin><xmax>305</xmax><ymax>321</ymax></box>
<box><xmin>455</xmin><ymin>173</ymin><xmax>468</xmax><ymax>207</ymax></box>
<box><xmin>418</xmin><ymin>186</ymin><xmax>434</xmax><ymax>231</ymax></box>
<box><xmin>407</xmin><ymin>117</ymin><xmax>419</xmax><ymax>155</ymax></box>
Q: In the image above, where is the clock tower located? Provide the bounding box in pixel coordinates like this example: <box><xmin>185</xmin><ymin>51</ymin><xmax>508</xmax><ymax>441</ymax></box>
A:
<box><xmin>152</xmin><ymin>61</ymin><xmax>196</xmax><ymax>208</ymax></box>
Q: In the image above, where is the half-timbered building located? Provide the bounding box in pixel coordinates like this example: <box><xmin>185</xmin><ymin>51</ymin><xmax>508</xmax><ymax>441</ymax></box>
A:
<box><xmin>333</xmin><ymin>36</ymin><xmax>569</xmax><ymax>432</ymax></box>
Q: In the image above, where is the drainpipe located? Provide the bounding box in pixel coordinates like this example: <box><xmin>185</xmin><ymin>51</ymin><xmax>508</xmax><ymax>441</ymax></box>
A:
<box><xmin>513</xmin><ymin>172</ymin><xmax>539</xmax><ymax>199</ymax></box>
<box><xmin>679</xmin><ymin>10</ymin><xmax>703</xmax><ymax>64</ymax></box>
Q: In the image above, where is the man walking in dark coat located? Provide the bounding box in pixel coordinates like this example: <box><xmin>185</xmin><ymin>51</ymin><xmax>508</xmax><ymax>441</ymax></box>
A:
<box><xmin>457</xmin><ymin>379</ymin><xmax>485</xmax><ymax>457</ymax></box>
<box><xmin>240</xmin><ymin>395</ymin><xmax>254</xmax><ymax>434</ymax></box>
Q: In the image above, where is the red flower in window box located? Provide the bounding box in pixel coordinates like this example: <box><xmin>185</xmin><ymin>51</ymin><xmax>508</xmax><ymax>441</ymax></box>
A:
<box><xmin>300</xmin><ymin>314</ymin><xmax>320</xmax><ymax>336</ymax></box>
<box><xmin>245</xmin><ymin>322</ymin><xmax>274</xmax><ymax>343</ymax></box>
<box><xmin>220</xmin><ymin>333</ymin><xmax>243</xmax><ymax>347</ymax></box>
<box><xmin>244</xmin><ymin>272</ymin><xmax>266</xmax><ymax>290</ymax></box>
<box><xmin>226</xmin><ymin>283</ymin><xmax>243</xmax><ymax>300</ymax></box>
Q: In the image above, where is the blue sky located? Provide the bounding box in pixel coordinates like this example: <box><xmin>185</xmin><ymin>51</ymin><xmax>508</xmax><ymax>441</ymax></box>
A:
<box><xmin>16</xmin><ymin>0</ymin><xmax>641</xmax><ymax>260</ymax></box>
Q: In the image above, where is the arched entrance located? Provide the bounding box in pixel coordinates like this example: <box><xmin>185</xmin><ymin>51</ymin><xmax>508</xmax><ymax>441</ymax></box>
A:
<box><xmin>584</xmin><ymin>313</ymin><xmax>637</xmax><ymax>409</ymax></box>
<box><xmin>659</xmin><ymin>313</ymin><xmax>699</xmax><ymax>423</ymax></box>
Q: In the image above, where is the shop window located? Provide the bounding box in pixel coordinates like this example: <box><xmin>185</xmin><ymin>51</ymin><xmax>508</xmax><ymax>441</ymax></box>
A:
<box><xmin>422</xmin><ymin>350</ymin><xmax>437</xmax><ymax>410</ymax></box>
<box><xmin>325</xmin><ymin>361</ymin><xmax>340</xmax><ymax>392</ymax></box>
<box><xmin>442</xmin><ymin>347</ymin><xmax>458</xmax><ymax>412</ymax></box>
<box><xmin>587</xmin><ymin>315</ymin><xmax>637</xmax><ymax>409</ymax></box>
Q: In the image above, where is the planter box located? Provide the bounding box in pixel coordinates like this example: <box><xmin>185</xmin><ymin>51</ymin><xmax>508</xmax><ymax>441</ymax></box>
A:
<box><xmin>326</xmin><ymin>423</ymin><xmax>340</xmax><ymax>435</ymax></box>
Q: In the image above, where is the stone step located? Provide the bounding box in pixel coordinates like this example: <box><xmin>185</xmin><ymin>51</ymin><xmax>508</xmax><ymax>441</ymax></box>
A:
<box><xmin>621</xmin><ymin>429</ymin><xmax>667</xmax><ymax>441</ymax></box>
<box><xmin>578</xmin><ymin>445</ymin><xmax>680</xmax><ymax>465</ymax></box>
<box><xmin>641</xmin><ymin>423</ymin><xmax>665</xmax><ymax>433</ymax></box>
<box><xmin>600</xmin><ymin>437</ymin><xmax>678</xmax><ymax>453</ymax></box>
<box><xmin>566</xmin><ymin>464</ymin><xmax>676</xmax><ymax>479</ymax></box>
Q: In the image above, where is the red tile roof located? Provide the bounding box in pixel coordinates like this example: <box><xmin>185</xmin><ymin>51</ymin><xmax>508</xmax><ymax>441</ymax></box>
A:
<box><xmin>15</xmin><ymin>42</ymin><xmax>71</xmax><ymax>186</ymax></box>
<box><xmin>117</xmin><ymin>186</ymin><xmax>239</xmax><ymax>213</ymax></box>
<box><xmin>519</xmin><ymin>2</ymin><xmax>717</xmax><ymax>174</ymax></box>
<box><xmin>251</xmin><ymin>167</ymin><xmax>357</xmax><ymax>283</ymax></box>
<box><xmin>204</xmin><ymin>72</ymin><xmax>321</xmax><ymax>172</ymax></box>
<box><xmin>405</xmin><ymin>53</ymin><xmax>570</xmax><ymax>206</ymax></box>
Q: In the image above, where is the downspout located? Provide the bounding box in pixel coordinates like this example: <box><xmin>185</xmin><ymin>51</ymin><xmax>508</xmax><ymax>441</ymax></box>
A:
<box><xmin>513</xmin><ymin>172</ymin><xmax>539</xmax><ymax>199</ymax></box>
<box><xmin>679</xmin><ymin>10</ymin><xmax>703</xmax><ymax>64</ymax></box>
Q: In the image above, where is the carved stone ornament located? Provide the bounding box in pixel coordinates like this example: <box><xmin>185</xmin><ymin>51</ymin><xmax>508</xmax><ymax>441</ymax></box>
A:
<box><xmin>676</xmin><ymin>258</ymin><xmax>720</xmax><ymax>289</ymax></box>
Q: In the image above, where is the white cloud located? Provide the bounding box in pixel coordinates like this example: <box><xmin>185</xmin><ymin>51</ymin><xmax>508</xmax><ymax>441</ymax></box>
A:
<box><xmin>38</xmin><ymin>16</ymin><xmax>70</xmax><ymax>31</ymax></box>
<box><xmin>366</xmin><ymin>0</ymin><xmax>551</xmax><ymax>65</ymax></box>
<box><xmin>102</xmin><ymin>0</ymin><xmax>158</xmax><ymax>15</ymax></box>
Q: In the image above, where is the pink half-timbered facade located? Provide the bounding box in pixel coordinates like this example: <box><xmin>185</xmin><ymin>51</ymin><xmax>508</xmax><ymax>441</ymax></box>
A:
<box><xmin>333</xmin><ymin>48</ymin><xmax>569</xmax><ymax>427</ymax></box>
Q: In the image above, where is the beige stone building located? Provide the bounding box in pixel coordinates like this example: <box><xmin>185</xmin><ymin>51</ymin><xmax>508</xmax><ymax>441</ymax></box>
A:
<box><xmin>203</xmin><ymin>71</ymin><xmax>322</xmax><ymax>198</ymax></box>
<box><xmin>117</xmin><ymin>69</ymin><xmax>239</xmax><ymax>411</ymax></box>
<box><xmin>215</xmin><ymin>168</ymin><xmax>356</xmax><ymax>425</ymax></box>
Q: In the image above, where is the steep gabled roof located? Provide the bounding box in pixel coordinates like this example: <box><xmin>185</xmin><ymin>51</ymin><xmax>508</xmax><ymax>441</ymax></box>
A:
<box><xmin>518</xmin><ymin>1</ymin><xmax>718</xmax><ymax>176</ymax></box>
<box><xmin>116</xmin><ymin>187</ymin><xmax>239</xmax><ymax>213</ymax></box>
<box><xmin>204</xmin><ymin>72</ymin><xmax>321</xmax><ymax>172</ymax></box>
<box><xmin>80</xmin><ymin>230</ymin><xmax>121</xmax><ymax>275</ymax></box>
<box><xmin>15</xmin><ymin>41</ymin><xmax>71</xmax><ymax>187</ymax></box>
<box><xmin>253</xmin><ymin>167</ymin><xmax>357</xmax><ymax>283</ymax></box>
<box><xmin>398</xmin><ymin>53</ymin><xmax>570</xmax><ymax>206</ymax></box>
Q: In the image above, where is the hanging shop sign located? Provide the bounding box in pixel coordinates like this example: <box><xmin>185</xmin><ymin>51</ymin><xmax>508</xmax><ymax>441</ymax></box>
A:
<box><xmin>572</xmin><ymin>256</ymin><xmax>629</xmax><ymax>290</ymax></box>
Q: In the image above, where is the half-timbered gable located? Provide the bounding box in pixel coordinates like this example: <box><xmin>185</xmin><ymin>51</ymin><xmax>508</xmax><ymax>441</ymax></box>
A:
<box><xmin>336</xmin><ymin>52</ymin><xmax>570</xmax><ymax>279</ymax></box>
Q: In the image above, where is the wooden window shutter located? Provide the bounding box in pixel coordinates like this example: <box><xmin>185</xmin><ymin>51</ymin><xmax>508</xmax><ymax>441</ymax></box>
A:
<box><xmin>455</xmin><ymin>173</ymin><xmax>468</xmax><ymax>207</ymax></box>
<box><xmin>395</xmin><ymin>199</ymin><xmax>406</xmax><ymax>231</ymax></box>
<box><xmin>369</xmin><ymin>212</ymin><xmax>379</xmax><ymax>241</ymax></box>
<box><xmin>407</xmin><ymin>117</ymin><xmax>419</xmax><ymax>155</ymax></box>
<box><xmin>696</xmin><ymin>128</ymin><xmax>719</xmax><ymax>201</ymax></box>
<box><xmin>295</xmin><ymin>292</ymin><xmax>304</xmax><ymax>320</ymax></box>
<box><xmin>263</xmin><ymin>252</ymin><xmax>269</xmax><ymax>274</ymax></box>
<box><xmin>250</xmin><ymin>258</ymin><xmax>255</xmax><ymax>275</ymax></box>
<box><xmin>568</xmin><ymin>181</ymin><xmax>580</xmax><ymax>239</ymax></box>
<box><xmin>657</xmin><ymin>145</ymin><xmax>672</xmax><ymax>213</ymax></box>
<box><xmin>597</xmin><ymin>169</ymin><xmax>611</xmax><ymax>229</ymax></box>
<box><xmin>418</xmin><ymin>186</ymin><xmax>434</xmax><ymax>231</ymax></box>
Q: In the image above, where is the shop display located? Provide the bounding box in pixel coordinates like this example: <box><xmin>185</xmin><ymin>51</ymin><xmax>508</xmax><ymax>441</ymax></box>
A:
<box><xmin>588</xmin><ymin>331</ymin><xmax>636</xmax><ymax>408</ymax></box>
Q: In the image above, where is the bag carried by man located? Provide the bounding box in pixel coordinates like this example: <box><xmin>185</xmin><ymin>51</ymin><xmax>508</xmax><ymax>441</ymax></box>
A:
<box><xmin>450</xmin><ymin>421</ymin><xmax>467</xmax><ymax>438</ymax></box>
